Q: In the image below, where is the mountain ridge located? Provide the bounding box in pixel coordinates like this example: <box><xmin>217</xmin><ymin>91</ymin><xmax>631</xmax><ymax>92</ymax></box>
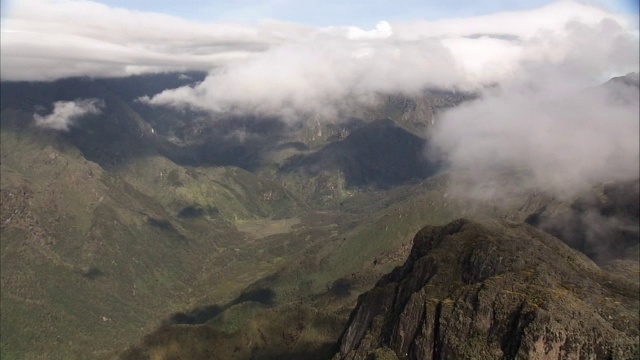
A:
<box><xmin>1</xmin><ymin>72</ymin><xmax>638</xmax><ymax>359</ymax></box>
<box><xmin>334</xmin><ymin>219</ymin><xmax>639</xmax><ymax>360</ymax></box>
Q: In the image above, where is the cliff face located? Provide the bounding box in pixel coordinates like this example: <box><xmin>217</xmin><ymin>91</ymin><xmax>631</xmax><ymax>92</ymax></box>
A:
<box><xmin>334</xmin><ymin>220</ymin><xmax>639</xmax><ymax>360</ymax></box>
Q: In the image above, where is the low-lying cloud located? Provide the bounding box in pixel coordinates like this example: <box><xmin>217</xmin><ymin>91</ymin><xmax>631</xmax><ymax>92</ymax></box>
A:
<box><xmin>34</xmin><ymin>98</ymin><xmax>104</xmax><ymax>131</ymax></box>
<box><xmin>426</xmin><ymin>12</ymin><xmax>639</xmax><ymax>200</ymax></box>
<box><xmin>1</xmin><ymin>0</ymin><xmax>304</xmax><ymax>81</ymax></box>
<box><xmin>431</xmin><ymin>78</ymin><xmax>639</xmax><ymax>198</ymax></box>
<box><xmin>3</xmin><ymin>2</ymin><xmax>637</xmax><ymax>102</ymax></box>
<box><xmin>139</xmin><ymin>34</ymin><xmax>464</xmax><ymax>121</ymax></box>
<box><xmin>4</xmin><ymin>0</ymin><xmax>639</xmax><ymax>197</ymax></box>
<box><xmin>138</xmin><ymin>2</ymin><xmax>637</xmax><ymax>121</ymax></box>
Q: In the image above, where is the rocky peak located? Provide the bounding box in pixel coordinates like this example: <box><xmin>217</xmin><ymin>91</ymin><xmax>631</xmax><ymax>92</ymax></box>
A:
<box><xmin>334</xmin><ymin>220</ymin><xmax>639</xmax><ymax>360</ymax></box>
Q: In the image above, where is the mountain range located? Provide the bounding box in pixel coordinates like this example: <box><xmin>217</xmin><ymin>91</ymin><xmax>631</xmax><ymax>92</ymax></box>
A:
<box><xmin>0</xmin><ymin>72</ymin><xmax>638</xmax><ymax>360</ymax></box>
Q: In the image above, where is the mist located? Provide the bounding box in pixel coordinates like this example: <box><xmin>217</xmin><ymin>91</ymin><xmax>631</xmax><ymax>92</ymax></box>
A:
<box><xmin>428</xmin><ymin>16</ymin><xmax>639</xmax><ymax>200</ymax></box>
<box><xmin>140</xmin><ymin>33</ymin><xmax>465</xmax><ymax>122</ymax></box>
<box><xmin>4</xmin><ymin>1</ymin><xmax>637</xmax><ymax>120</ymax></box>
<box><xmin>140</xmin><ymin>3</ymin><xmax>637</xmax><ymax>123</ymax></box>
<box><xmin>34</xmin><ymin>98</ymin><xmax>104</xmax><ymax>131</ymax></box>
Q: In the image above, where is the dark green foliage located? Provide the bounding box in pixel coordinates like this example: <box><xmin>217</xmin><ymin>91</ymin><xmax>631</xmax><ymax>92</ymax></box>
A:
<box><xmin>164</xmin><ymin>305</ymin><xmax>224</xmax><ymax>326</ymax></box>
<box><xmin>231</xmin><ymin>288</ymin><xmax>276</xmax><ymax>306</ymax></box>
<box><xmin>146</xmin><ymin>217</ymin><xmax>174</xmax><ymax>231</ymax></box>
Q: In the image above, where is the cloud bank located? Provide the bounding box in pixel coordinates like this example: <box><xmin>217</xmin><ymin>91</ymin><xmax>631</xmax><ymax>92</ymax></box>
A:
<box><xmin>1</xmin><ymin>0</ymin><xmax>308</xmax><ymax>81</ymax></box>
<box><xmin>34</xmin><ymin>98</ymin><xmax>104</xmax><ymax>131</ymax></box>
<box><xmin>431</xmin><ymin>77</ymin><xmax>639</xmax><ymax>198</ymax></box>
<box><xmin>138</xmin><ymin>2</ymin><xmax>637</xmax><ymax>121</ymax></box>
<box><xmin>3</xmin><ymin>0</ymin><xmax>639</xmax><ymax>198</ymax></box>
<box><xmin>3</xmin><ymin>1</ymin><xmax>637</xmax><ymax>87</ymax></box>
<box><xmin>426</xmin><ymin>14</ymin><xmax>639</xmax><ymax>199</ymax></box>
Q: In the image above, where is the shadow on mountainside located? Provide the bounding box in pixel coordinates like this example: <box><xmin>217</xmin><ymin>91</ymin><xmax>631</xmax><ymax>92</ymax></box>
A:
<box><xmin>156</xmin><ymin>116</ymin><xmax>290</xmax><ymax>171</ymax></box>
<box><xmin>2</xmin><ymin>76</ymin><xmax>446</xmax><ymax>182</ymax></box>
<box><xmin>282</xmin><ymin>119</ymin><xmax>441</xmax><ymax>189</ymax></box>
<box><xmin>0</xmin><ymin>74</ymin><xmax>294</xmax><ymax>171</ymax></box>
<box><xmin>162</xmin><ymin>288</ymin><xmax>276</xmax><ymax>326</ymax></box>
<box><xmin>1</xmin><ymin>75</ymin><xmax>202</xmax><ymax>170</ymax></box>
<box><xmin>1</xmin><ymin>78</ymin><xmax>301</xmax><ymax>172</ymax></box>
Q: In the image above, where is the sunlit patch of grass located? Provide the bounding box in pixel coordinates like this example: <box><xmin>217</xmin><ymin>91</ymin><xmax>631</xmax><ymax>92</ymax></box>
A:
<box><xmin>236</xmin><ymin>217</ymin><xmax>301</xmax><ymax>239</ymax></box>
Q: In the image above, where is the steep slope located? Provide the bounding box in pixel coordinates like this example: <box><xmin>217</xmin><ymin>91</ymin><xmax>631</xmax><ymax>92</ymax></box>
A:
<box><xmin>334</xmin><ymin>220</ymin><xmax>639</xmax><ymax>360</ymax></box>
<box><xmin>525</xmin><ymin>179</ymin><xmax>640</xmax><ymax>264</ymax></box>
<box><xmin>0</xmin><ymin>80</ymin><xmax>303</xmax><ymax>359</ymax></box>
<box><xmin>0</xmin><ymin>115</ymin><xmax>255</xmax><ymax>359</ymax></box>
<box><xmin>280</xmin><ymin>120</ymin><xmax>439</xmax><ymax>208</ymax></box>
<box><xmin>2</xmin><ymin>74</ymin><xmax>464</xmax><ymax>360</ymax></box>
<box><xmin>115</xmin><ymin>177</ymin><xmax>553</xmax><ymax>360</ymax></box>
<box><xmin>6</xmin><ymin>72</ymin><xmax>635</xmax><ymax>360</ymax></box>
<box><xmin>116</xmin><ymin>176</ymin><xmax>462</xmax><ymax>360</ymax></box>
<box><xmin>360</xmin><ymin>91</ymin><xmax>476</xmax><ymax>136</ymax></box>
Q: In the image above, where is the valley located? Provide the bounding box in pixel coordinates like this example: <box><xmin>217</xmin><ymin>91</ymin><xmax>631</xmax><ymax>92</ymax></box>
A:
<box><xmin>1</xmin><ymin>72</ymin><xmax>638</xmax><ymax>360</ymax></box>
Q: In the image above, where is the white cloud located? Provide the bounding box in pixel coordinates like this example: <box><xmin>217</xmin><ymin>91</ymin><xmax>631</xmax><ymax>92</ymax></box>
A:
<box><xmin>136</xmin><ymin>1</ymin><xmax>637</xmax><ymax>121</ymax></box>
<box><xmin>435</xmin><ymin>84</ymin><xmax>638</xmax><ymax>195</ymax></box>
<box><xmin>424</xmin><ymin>10</ymin><xmax>639</xmax><ymax>199</ymax></box>
<box><xmin>1</xmin><ymin>0</ymin><xmax>313</xmax><ymax>80</ymax></box>
<box><xmin>139</xmin><ymin>36</ymin><xmax>464</xmax><ymax>121</ymax></box>
<box><xmin>34</xmin><ymin>98</ymin><xmax>104</xmax><ymax>131</ymax></box>
<box><xmin>2</xmin><ymin>0</ymin><xmax>637</xmax><ymax>202</ymax></box>
<box><xmin>393</xmin><ymin>1</ymin><xmax>631</xmax><ymax>40</ymax></box>
<box><xmin>346</xmin><ymin>21</ymin><xmax>393</xmax><ymax>40</ymax></box>
<box><xmin>2</xmin><ymin>0</ymin><xmax>636</xmax><ymax>87</ymax></box>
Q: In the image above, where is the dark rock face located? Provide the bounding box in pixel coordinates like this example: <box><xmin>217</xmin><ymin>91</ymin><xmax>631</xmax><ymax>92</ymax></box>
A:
<box><xmin>334</xmin><ymin>220</ymin><xmax>639</xmax><ymax>360</ymax></box>
<box><xmin>526</xmin><ymin>180</ymin><xmax>640</xmax><ymax>265</ymax></box>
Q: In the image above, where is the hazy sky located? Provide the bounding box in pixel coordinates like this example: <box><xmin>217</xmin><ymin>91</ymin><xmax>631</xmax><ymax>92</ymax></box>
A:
<box><xmin>3</xmin><ymin>0</ymin><xmax>637</xmax><ymax>26</ymax></box>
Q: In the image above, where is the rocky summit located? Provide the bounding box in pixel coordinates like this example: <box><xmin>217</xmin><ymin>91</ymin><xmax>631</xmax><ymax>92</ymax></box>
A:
<box><xmin>334</xmin><ymin>219</ymin><xmax>639</xmax><ymax>360</ymax></box>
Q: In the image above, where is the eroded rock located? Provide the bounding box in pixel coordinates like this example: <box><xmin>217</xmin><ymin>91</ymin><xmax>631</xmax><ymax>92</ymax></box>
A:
<box><xmin>334</xmin><ymin>220</ymin><xmax>639</xmax><ymax>360</ymax></box>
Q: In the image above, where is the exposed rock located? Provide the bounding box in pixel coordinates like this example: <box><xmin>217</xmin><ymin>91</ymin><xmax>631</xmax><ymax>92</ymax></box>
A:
<box><xmin>334</xmin><ymin>219</ymin><xmax>639</xmax><ymax>360</ymax></box>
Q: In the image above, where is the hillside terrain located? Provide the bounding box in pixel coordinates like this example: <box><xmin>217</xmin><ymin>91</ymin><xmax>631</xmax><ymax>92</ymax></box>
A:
<box><xmin>334</xmin><ymin>220</ymin><xmax>639</xmax><ymax>360</ymax></box>
<box><xmin>0</xmin><ymin>73</ymin><xmax>638</xmax><ymax>360</ymax></box>
<box><xmin>0</xmin><ymin>73</ymin><xmax>474</xmax><ymax>359</ymax></box>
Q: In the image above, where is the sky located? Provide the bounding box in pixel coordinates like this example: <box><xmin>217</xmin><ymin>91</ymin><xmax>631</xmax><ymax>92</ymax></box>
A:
<box><xmin>1</xmin><ymin>0</ymin><xmax>639</xmax><ymax>200</ymax></box>
<box><xmin>3</xmin><ymin>0</ymin><xmax>637</xmax><ymax>27</ymax></box>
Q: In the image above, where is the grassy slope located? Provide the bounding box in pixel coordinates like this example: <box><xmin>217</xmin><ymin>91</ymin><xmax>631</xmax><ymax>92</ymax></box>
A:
<box><xmin>119</xmin><ymin>169</ymin><xmax>532</xmax><ymax>359</ymax></box>
<box><xmin>0</xmin><ymin>80</ymin><xmax>505</xmax><ymax>360</ymax></box>
<box><xmin>0</xmin><ymin>109</ymin><xmax>307</xmax><ymax>359</ymax></box>
<box><xmin>0</xmin><ymin>106</ymin><xmax>522</xmax><ymax>360</ymax></box>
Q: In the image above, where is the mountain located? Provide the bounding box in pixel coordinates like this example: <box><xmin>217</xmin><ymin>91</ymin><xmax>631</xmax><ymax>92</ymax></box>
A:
<box><xmin>334</xmin><ymin>219</ymin><xmax>639</xmax><ymax>360</ymax></box>
<box><xmin>282</xmin><ymin>119</ymin><xmax>440</xmax><ymax>189</ymax></box>
<box><xmin>1</xmin><ymin>72</ymin><xmax>637</xmax><ymax>360</ymax></box>
<box><xmin>0</xmin><ymin>74</ymin><xmax>309</xmax><ymax>359</ymax></box>
<box><xmin>0</xmin><ymin>73</ymin><xmax>475</xmax><ymax>359</ymax></box>
<box><xmin>607</xmin><ymin>72</ymin><xmax>640</xmax><ymax>88</ymax></box>
<box><xmin>0</xmin><ymin>108</ymin><xmax>305</xmax><ymax>359</ymax></box>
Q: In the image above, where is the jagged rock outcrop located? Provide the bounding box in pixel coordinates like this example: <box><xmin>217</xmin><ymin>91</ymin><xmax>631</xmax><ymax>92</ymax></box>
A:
<box><xmin>334</xmin><ymin>219</ymin><xmax>639</xmax><ymax>360</ymax></box>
